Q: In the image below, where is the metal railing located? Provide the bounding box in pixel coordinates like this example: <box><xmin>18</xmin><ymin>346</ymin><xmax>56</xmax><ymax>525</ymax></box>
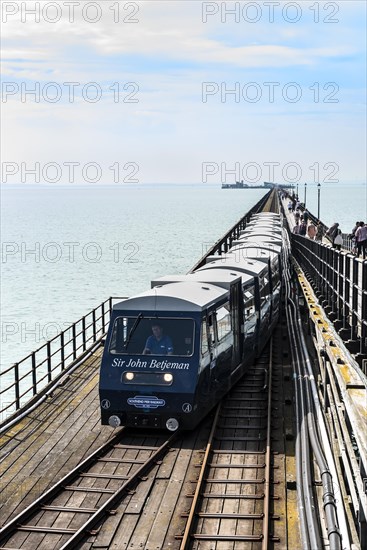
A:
<box><xmin>0</xmin><ymin>296</ymin><xmax>126</xmax><ymax>423</ymax></box>
<box><xmin>291</xmin><ymin>235</ymin><xmax>367</xmax><ymax>367</ymax></box>
<box><xmin>282</xmin><ymin>190</ymin><xmax>354</xmax><ymax>252</ymax></box>
<box><xmin>191</xmin><ymin>188</ymin><xmax>273</xmax><ymax>271</ymax></box>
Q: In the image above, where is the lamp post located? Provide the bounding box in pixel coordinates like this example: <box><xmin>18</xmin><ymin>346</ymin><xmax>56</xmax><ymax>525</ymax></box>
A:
<box><xmin>296</xmin><ymin>182</ymin><xmax>299</xmax><ymax>199</ymax></box>
<box><xmin>304</xmin><ymin>182</ymin><xmax>307</xmax><ymax>207</ymax></box>
<box><xmin>317</xmin><ymin>182</ymin><xmax>321</xmax><ymax>220</ymax></box>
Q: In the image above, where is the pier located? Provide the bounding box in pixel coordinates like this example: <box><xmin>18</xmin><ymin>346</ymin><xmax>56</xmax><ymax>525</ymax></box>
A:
<box><xmin>1</xmin><ymin>189</ymin><xmax>366</xmax><ymax>549</ymax></box>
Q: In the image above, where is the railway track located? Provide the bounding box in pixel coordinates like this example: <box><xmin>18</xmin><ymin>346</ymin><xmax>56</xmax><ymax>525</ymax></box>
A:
<box><xmin>0</xmin><ymin>333</ymin><xmax>292</xmax><ymax>550</ymax></box>
<box><xmin>177</xmin><ymin>339</ymin><xmax>285</xmax><ymax>549</ymax></box>
<box><xmin>0</xmin><ymin>429</ymin><xmax>177</xmax><ymax>550</ymax></box>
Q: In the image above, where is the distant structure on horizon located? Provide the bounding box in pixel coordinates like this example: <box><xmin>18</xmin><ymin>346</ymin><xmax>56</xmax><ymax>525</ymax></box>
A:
<box><xmin>222</xmin><ymin>181</ymin><xmax>294</xmax><ymax>190</ymax></box>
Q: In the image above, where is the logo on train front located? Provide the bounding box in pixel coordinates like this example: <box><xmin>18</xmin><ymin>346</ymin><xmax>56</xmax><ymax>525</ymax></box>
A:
<box><xmin>127</xmin><ymin>396</ymin><xmax>166</xmax><ymax>409</ymax></box>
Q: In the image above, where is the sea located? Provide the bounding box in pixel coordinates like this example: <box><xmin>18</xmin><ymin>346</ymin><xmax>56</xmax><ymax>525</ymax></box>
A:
<box><xmin>1</xmin><ymin>182</ymin><xmax>366</xmax><ymax>373</ymax></box>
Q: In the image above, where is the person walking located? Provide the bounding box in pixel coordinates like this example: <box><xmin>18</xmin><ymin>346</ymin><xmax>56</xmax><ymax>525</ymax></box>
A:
<box><xmin>350</xmin><ymin>221</ymin><xmax>361</xmax><ymax>254</ymax></box>
<box><xmin>355</xmin><ymin>222</ymin><xmax>367</xmax><ymax>259</ymax></box>
<box><xmin>302</xmin><ymin>210</ymin><xmax>309</xmax><ymax>224</ymax></box>
<box><xmin>334</xmin><ymin>229</ymin><xmax>343</xmax><ymax>251</ymax></box>
<box><xmin>293</xmin><ymin>221</ymin><xmax>301</xmax><ymax>234</ymax></box>
<box><xmin>299</xmin><ymin>220</ymin><xmax>307</xmax><ymax>236</ymax></box>
<box><xmin>307</xmin><ymin>223</ymin><xmax>316</xmax><ymax>240</ymax></box>
<box><xmin>315</xmin><ymin>222</ymin><xmax>324</xmax><ymax>242</ymax></box>
<box><xmin>325</xmin><ymin>222</ymin><xmax>339</xmax><ymax>246</ymax></box>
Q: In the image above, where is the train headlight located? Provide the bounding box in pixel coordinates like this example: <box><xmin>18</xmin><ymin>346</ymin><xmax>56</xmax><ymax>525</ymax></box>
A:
<box><xmin>108</xmin><ymin>415</ymin><xmax>121</xmax><ymax>428</ymax></box>
<box><xmin>166</xmin><ymin>418</ymin><xmax>179</xmax><ymax>432</ymax></box>
<box><xmin>163</xmin><ymin>373</ymin><xmax>173</xmax><ymax>383</ymax></box>
<box><xmin>125</xmin><ymin>372</ymin><xmax>135</xmax><ymax>381</ymax></box>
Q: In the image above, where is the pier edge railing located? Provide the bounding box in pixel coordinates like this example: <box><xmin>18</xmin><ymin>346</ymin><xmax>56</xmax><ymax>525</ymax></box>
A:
<box><xmin>291</xmin><ymin>234</ymin><xmax>367</xmax><ymax>370</ymax></box>
<box><xmin>190</xmin><ymin>188</ymin><xmax>273</xmax><ymax>271</ymax></box>
<box><xmin>0</xmin><ymin>297</ymin><xmax>126</xmax><ymax>425</ymax></box>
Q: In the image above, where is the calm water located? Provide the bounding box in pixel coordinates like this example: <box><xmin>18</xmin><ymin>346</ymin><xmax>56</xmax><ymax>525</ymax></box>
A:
<box><xmin>1</xmin><ymin>182</ymin><xmax>366</xmax><ymax>370</ymax></box>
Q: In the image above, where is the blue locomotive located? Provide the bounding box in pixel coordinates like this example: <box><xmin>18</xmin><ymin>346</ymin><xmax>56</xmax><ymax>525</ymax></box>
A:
<box><xmin>99</xmin><ymin>212</ymin><xmax>284</xmax><ymax>431</ymax></box>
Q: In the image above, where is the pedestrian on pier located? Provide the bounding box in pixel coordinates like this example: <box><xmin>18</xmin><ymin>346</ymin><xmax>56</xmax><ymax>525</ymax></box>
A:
<box><xmin>293</xmin><ymin>221</ymin><xmax>300</xmax><ymax>234</ymax></box>
<box><xmin>302</xmin><ymin>210</ymin><xmax>309</xmax><ymax>224</ymax></box>
<box><xmin>355</xmin><ymin>222</ymin><xmax>367</xmax><ymax>259</ymax></box>
<box><xmin>350</xmin><ymin>221</ymin><xmax>361</xmax><ymax>254</ymax></box>
<box><xmin>315</xmin><ymin>222</ymin><xmax>324</xmax><ymax>241</ymax></box>
<box><xmin>334</xmin><ymin>229</ymin><xmax>343</xmax><ymax>251</ymax></box>
<box><xmin>307</xmin><ymin>223</ymin><xmax>316</xmax><ymax>240</ymax></box>
<box><xmin>325</xmin><ymin>222</ymin><xmax>339</xmax><ymax>245</ymax></box>
<box><xmin>299</xmin><ymin>220</ymin><xmax>307</xmax><ymax>236</ymax></box>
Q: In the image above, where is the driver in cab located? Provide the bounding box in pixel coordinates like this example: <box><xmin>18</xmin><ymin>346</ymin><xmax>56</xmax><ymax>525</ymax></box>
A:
<box><xmin>143</xmin><ymin>324</ymin><xmax>173</xmax><ymax>355</ymax></box>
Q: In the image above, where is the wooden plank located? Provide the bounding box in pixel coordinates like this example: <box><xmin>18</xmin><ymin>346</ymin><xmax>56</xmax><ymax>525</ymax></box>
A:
<box><xmin>0</xmin><ymin>351</ymin><xmax>116</xmax><ymax>527</ymax></box>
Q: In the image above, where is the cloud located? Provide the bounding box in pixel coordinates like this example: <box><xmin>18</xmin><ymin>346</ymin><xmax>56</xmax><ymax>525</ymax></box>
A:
<box><xmin>1</xmin><ymin>1</ymin><xmax>365</xmax><ymax>183</ymax></box>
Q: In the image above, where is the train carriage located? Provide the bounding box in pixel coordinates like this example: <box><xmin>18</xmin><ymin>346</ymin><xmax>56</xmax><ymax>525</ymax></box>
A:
<box><xmin>99</xmin><ymin>211</ymin><xmax>285</xmax><ymax>431</ymax></box>
<box><xmin>100</xmin><ymin>278</ymin><xmax>246</xmax><ymax>431</ymax></box>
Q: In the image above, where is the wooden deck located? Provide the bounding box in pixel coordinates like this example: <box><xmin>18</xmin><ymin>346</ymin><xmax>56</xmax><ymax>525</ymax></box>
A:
<box><xmin>0</xmin><ymin>348</ymin><xmax>117</xmax><ymax>528</ymax></box>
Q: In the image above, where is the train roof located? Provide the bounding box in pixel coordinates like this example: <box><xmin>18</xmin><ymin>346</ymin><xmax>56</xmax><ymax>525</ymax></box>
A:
<box><xmin>225</xmin><ymin>248</ymin><xmax>278</xmax><ymax>263</ymax></box>
<box><xmin>246</xmin><ymin>222</ymin><xmax>282</xmax><ymax>232</ymax></box>
<box><xmin>239</xmin><ymin>232</ymin><xmax>282</xmax><ymax>245</ymax></box>
<box><xmin>200</xmin><ymin>256</ymin><xmax>268</xmax><ymax>277</ymax></box>
<box><xmin>231</xmin><ymin>241</ymin><xmax>282</xmax><ymax>254</ymax></box>
<box><xmin>242</xmin><ymin>226</ymin><xmax>282</xmax><ymax>234</ymax></box>
<box><xmin>151</xmin><ymin>270</ymin><xmax>250</xmax><ymax>291</ymax></box>
<box><xmin>189</xmin><ymin>267</ymin><xmax>254</xmax><ymax>286</ymax></box>
<box><xmin>112</xmin><ymin>281</ymin><xmax>228</xmax><ymax>313</ymax></box>
<box><xmin>252</xmin><ymin>212</ymin><xmax>280</xmax><ymax>219</ymax></box>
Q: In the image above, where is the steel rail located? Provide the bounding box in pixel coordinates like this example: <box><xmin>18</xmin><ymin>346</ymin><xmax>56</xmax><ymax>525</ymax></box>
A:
<box><xmin>179</xmin><ymin>404</ymin><xmax>221</xmax><ymax>549</ymax></box>
<box><xmin>0</xmin><ymin>429</ymin><xmax>177</xmax><ymax>549</ymax></box>
<box><xmin>179</xmin><ymin>345</ymin><xmax>276</xmax><ymax>549</ymax></box>
<box><xmin>261</xmin><ymin>337</ymin><xmax>273</xmax><ymax>550</ymax></box>
<box><xmin>0</xmin><ymin>426</ymin><xmax>126</xmax><ymax>542</ymax></box>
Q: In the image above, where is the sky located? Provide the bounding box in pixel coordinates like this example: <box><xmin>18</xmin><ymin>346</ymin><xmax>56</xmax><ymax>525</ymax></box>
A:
<box><xmin>1</xmin><ymin>0</ymin><xmax>366</xmax><ymax>185</ymax></box>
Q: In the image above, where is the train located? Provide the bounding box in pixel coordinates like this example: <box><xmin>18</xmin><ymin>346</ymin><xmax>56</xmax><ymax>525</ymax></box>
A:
<box><xmin>99</xmin><ymin>212</ymin><xmax>285</xmax><ymax>431</ymax></box>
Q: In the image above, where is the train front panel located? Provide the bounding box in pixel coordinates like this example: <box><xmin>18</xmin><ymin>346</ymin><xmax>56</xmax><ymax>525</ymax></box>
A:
<box><xmin>99</xmin><ymin>311</ymin><xmax>205</xmax><ymax>430</ymax></box>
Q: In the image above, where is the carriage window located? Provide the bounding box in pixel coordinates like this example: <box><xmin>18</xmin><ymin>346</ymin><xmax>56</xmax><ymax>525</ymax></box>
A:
<box><xmin>109</xmin><ymin>317</ymin><xmax>195</xmax><ymax>357</ymax></box>
<box><xmin>259</xmin><ymin>275</ymin><xmax>270</xmax><ymax>305</ymax></box>
<box><xmin>201</xmin><ymin>321</ymin><xmax>208</xmax><ymax>356</ymax></box>
<box><xmin>271</xmin><ymin>259</ymin><xmax>280</xmax><ymax>288</ymax></box>
<box><xmin>216</xmin><ymin>304</ymin><xmax>231</xmax><ymax>341</ymax></box>
<box><xmin>243</xmin><ymin>287</ymin><xmax>255</xmax><ymax>318</ymax></box>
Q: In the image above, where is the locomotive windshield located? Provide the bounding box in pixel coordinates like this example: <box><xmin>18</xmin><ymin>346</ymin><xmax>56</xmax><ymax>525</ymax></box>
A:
<box><xmin>109</xmin><ymin>316</ymin><xmax>195</xmax><ymax>357</ymax></box>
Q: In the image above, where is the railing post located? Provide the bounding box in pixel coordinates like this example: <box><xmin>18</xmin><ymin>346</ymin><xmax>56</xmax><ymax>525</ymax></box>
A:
<box><xmin>92</xmin><ymin>309</ymin><xmax>97</xmax><ymax>341</ymax></box>
<box><xmin>72</xmin><ymin>323</ymin><xmax>77</xmax><ymax>360</ymax></box>
<box><xmin>82</xmin><ymin>316</ymin><xmax>86</xmax><ymax>351</ymax></box>
<box><xmin>14</xmin><ymin>363</ymin><xmax>20</xmax><ymax>410</ymax></box>
<box><xmin>101</xmin><ymin>301</ymin><xmax>106</xmax><ymax>334</ymax></box>
<box><xmin>109</xmin><ymin>297</ymin><xmax>113</xmax><ymax>319</ymax></box>
<box><xmin>47</xmin><ymin>341</ymin><xmax>52</xmax><ymax>383</ymax></box>
<box><xmin>60</xmin><ymin>331</ymin><xmax>65</xmax><ymax>370</ymax></box>
<box><xmin>359</xmin><ymin>261</ymin><xmax>367</xmax><ymax>357</ymax></box>
<box><xmin>32</xmin><ymin>352</ymin><xmax>37</xmax><ymax>396</ymax></box>
<box><xmin>351</xmin><ymin>257</ymin><xmax>359</xmax><ymax>343</ymax></box>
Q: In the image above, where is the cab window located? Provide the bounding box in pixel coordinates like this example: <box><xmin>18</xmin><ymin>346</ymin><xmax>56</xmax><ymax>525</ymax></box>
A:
<box><xmin>109</xmin><ymin>316</ymin><xmax>195</xmax><ymax>357</ymax></box>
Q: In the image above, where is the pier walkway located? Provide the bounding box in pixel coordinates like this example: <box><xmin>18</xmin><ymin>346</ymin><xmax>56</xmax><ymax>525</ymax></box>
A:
<box><xmin>0</xmin><ymin>347</ymin><xmax>116</xmax><ymax>526</ymax></box>
<box><xmin>1</xmin><ymin>189</ymin><xmax>366</xmax><ymax>549</ymax></box>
